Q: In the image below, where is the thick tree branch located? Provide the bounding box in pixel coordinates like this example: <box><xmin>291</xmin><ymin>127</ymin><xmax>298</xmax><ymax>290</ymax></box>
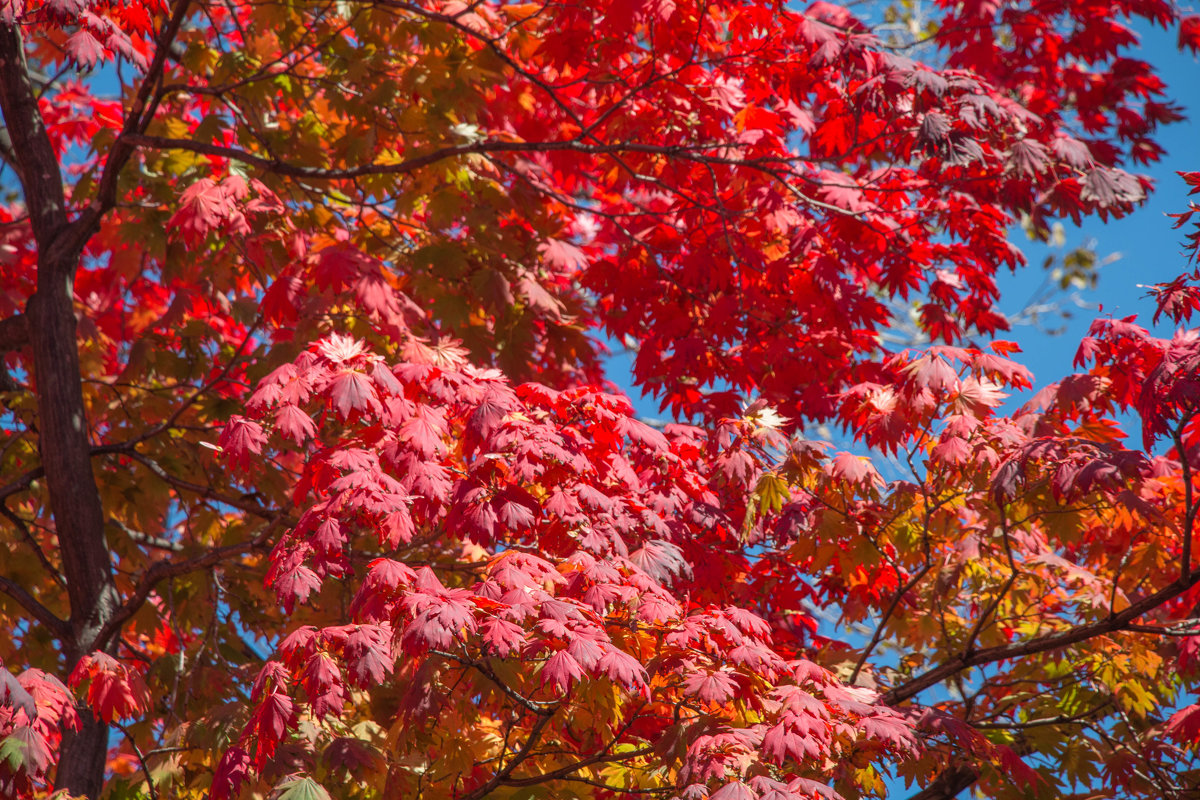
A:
<box><xmin>70</xmin><ymin>0</ymin><xmax>193</xmax><ymax>248</ymax></box>
<box><xmin>0</xmin><ymin>25</ymin><xmax>66</xmax><ymax>245</ymax></box>
<box><xmin>887</xmin><ymin>446</ymin><xmax>1200</xmax><ymax>707</ymax></box>
<box><xmin>0</xmin><ymin>8</ymin><xmax>193</xmax><ymax>795</ymax></box>
<box><xmin>883</xmin><ymin>570</ymin><xmax>1200</xmax><ymax>705</ymax></box>
<box><xmin>903</xmin><ymin>763</ymin><xmax>980</xmax><ymax>800</ymax></box>
<box><xmin>458</xmin><ymin>712</ymin><xmax>556</xmax><ymax>800</ymax></box>
<box><xmin>0</xmin><ymin>574</ymin><xmax>68</xmax><ymax>636</ymax></box>
<box><xmin>0</xmin><ymin>15</ymin><xmax>115</xmax><ymax>652</ymax></box>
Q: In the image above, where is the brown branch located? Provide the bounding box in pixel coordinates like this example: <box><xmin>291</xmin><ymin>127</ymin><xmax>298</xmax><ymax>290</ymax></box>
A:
<box><xmin>119</xmin><ymin>449</ymin><xmax>280</xmax><ymax>519</ymax></box>
<box><xmin>103</xmin><ymin>319</ymin><xmax>261</xmax><ymax>454</ymax></box>
<box><xmin>550</xmin><ymin>776</ymin><xmax>672</xmax><ymax>795</ymax></box>
<box><xmin>973</xmin><ymin>700</ymin><xmax>1112</xmax><ymax>730</ymax></box>
<box><xmin>122</xmin><ymin>131</ymin><xmax>870</xmax><ymax>223</ymax></box>
<box><xmin>883</xmin><ymin>570</ymin><xmax>1200</xmax><ymax>705</ymax></box>
<box><xmin>67</xmin><ymin>0</ymin><xmax>194</xmax><ymax>252</ymax></box>
<box><xmin>108</xmin><ymin>519</ymin><xmax>183</xmax><ymax>553</ymax></box>
<box><xmin>431</xmin><ymin>649</ymin><xmax>558</xmax><ymax>715</ymax></box>
<box><xmin>92</xmin><ymin>512</ymin><xmax>284</xmax><ymax>651</ymax></box>
<box><xmin>0</xmin><ymin>24</ymin><xmax>67</xmax><ymax>245</ymax></box>
<box><xmin>0</xmin><ymin>466</ymin><xmax>44</xmax><ymax>502</ymax></box>
<box><xmin>850</xmin><ymin>561</ymin><xmax>930</xmax><ymax>684</ymax></box>
<box><xmin>0</xmin><ymin>437</ymin><xmax>210</xmax><ymax>505</ymax></box>
<box><xmin>903</xmin><ymin>762</ymin><xmax>980</xmax><ymax>800</ymax></box>
<box><xmin>887</xmin><ymin>439</ymin><xmax>1200</xmax><ymax>707</ymax></box>
<box><xmin>115</xmin><ymin>724</ymin><xmax>159</xmax><ymax>800</ymax></box>
<box><xmin>1174</xmin><ymin>419</ymin><xmax>1197</xmax><ymax>578</ymax></box>
<box><xmin>123</xmin><ymin>132</ymin><xmax>752</xmax><ymax>180</ymax></box>
<box><xmin>458</xmin><ymin>710</ymin><xmax>556</xmax><ymax>800</ymax></box>
<box><xmin>0</xmin><ymin>574</ymin><xmax>68</xmax><ymax>636</ymax></box>
<box><xmin>373</xmin><ymin>0</ymin><xmax>589</xmax><ymax>129</ymax></box>
<box><xmin>961</xmin><ymin>520</ymin><xmax>1020</xmax><ymax>655</ymax></box>
<box><xmin>1</xmin><ymin>502</ymin><xmax>65</xmax><ymax>584</ymax></box>
<box><xmin>499</xmin><ymin>745</ymin><xmax>657</xmax><ymax>788</ymax></box>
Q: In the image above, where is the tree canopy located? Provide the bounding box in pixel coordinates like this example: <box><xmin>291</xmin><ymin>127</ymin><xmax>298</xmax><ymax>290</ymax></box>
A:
<box><xmin>2</xmin><ymin>0</ymin><xmax>1200</xmax><ymax>799</ymax></box>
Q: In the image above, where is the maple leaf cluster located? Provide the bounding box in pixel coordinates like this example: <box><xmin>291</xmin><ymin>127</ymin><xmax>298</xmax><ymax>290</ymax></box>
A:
<box><xmin>205</xmin><ymin>332</ymin><xmax>928</xmax><ymax>798</ymax></box>
<box><xmin>0</xmin><ymin>663</ymin><xmax>76</xmax><ymax>797</ymax></box>
<box><xmin>1</xmin><ymin>0</ymin><xmax>1200</xmax><ymax>799</ymax></box>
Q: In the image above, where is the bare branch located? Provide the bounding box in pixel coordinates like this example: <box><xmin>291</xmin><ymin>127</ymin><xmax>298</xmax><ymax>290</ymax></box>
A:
<box><xmin>1</xmin><ymin>502</ymin><xmax>65</xmax><ymax>584</ymax></box>
<box><xmin>108</xmin><ymin>519</ymin><xmax>183</xmax><ymax>553</ymax></box>
<box><xmin>499</xmin><ymin>745</ymin><xmax>656</xmax><ymax>788</ymax></box>
<box><xmin>850</xmin><ymin>561</ymin><xmax>931</xmax><ymax>684</ymax></box>
<box><xmin>961</xmin><ymin>518</ymin><xmax>1020</xmax><ymax>655</ymax></box>
<box><xmin>0</xmin><ymin>465</ymin><xmax>43</xmax><ymax>503</ymax></box>
<box><xmin>116</xmin><ymin>724</ymin><xmax>159</xmax><ymax>800</ymax></box>
<box><xmin>431</xmin><ymin>649</ymin><xmax>558</xmax><ymax>715</ymax></box>
<box><xmin>118</xmin><ymin>449</ymin><xmax>280</xmax><ymax>519</ymax></box>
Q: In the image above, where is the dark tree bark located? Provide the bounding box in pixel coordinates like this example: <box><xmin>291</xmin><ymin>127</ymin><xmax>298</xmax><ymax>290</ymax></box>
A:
<box><xmin>0</xmin><ymin>23</ymin><xmax>117</xmax><ymax>800</ymax></box>
<box><xmin>904</xmin><ymin>763</ymin><xmax>979</xmax><ymax>800</ymax></box>
<box><xmin>0</xmin><ymin>0</ymin><xmax>193</xmax><ymax>790</ymax></box>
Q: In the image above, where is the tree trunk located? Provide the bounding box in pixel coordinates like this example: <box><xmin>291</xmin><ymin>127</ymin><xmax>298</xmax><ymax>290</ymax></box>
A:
<box><xmin>53</xmin><ymin>715</ymin><xmax>110</xmax><ymax>800</ymax></box>
<box><xmin>0</xmin><ymin>22</ymin><xmax>116</xmax><ymax>800</ymax></box>
<box><xmin>27</xmin><ymin>272</ymin><xmax>118</xmax><ymax>800</ymax></box>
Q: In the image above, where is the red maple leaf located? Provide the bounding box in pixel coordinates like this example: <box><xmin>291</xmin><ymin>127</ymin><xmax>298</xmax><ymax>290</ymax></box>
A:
<box><xmin>69</xmin><ymin>653</ymin><xmax>150</xmax><ymax>724</ymax></box>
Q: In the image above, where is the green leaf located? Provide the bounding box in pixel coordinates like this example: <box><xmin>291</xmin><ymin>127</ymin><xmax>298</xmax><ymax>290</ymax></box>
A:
<box><xmin>270</xmin><ymin>775</ymin><xmax>332</xmax><ymax>800</ymax></box>
<box><xmin>0</xmin><ymin>734</ymin><xmax>28</xmax><ymax>772</ymax></box>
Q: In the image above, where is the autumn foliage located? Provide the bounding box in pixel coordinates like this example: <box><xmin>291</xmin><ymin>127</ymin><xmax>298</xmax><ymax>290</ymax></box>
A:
<box><xmin>2</xmin><ymin>0</ymin><xmax>1200</xmax><ymax>798</ymax></box>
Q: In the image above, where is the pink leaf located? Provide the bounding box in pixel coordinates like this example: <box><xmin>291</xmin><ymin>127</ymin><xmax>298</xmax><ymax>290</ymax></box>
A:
<box><xmin>275</xmin><ymin>404</ymin><xmax>317</xmax><ymax>443</ymax></box>
<box><xmin>683</xmin><ymin>670</ymin><xmax>737</xmax><ymax>703</ymax></box>
<box><xmin>329</xmin><ymin>370</ymin><xmax>378</xmax><ymax>419</ymax></box>
<box><xmin>538</xmin><ymin>238</ymin><xmax>588</xmax><ymax>271</ymax></box>
<box><xmin>218</xmin><ymin>416</ymin><xmax>266</xmax><ymax>471</ymax></box>
<box><xmin>65</xmin><ymin>29</ymin><xmax>105</xmax><ymax>69</ymax></box>
<box><xmin>709</xmin><ymin>781</ymin><xmax>756</xmax><ymax>800</ymax></box>
<box><xmin>0</xmin><ymin>668</ymin><xmax>35</xmax><ymax>719</ymax></box>
<box><xmin>542</xmin><ymin>650</ymin><xmax>584</xmax><ymax>692</ymax></box>
<box><xmin>826</xmin><ymin>452</ymin><xmax>881</xmax><ymax>488</ymax></box>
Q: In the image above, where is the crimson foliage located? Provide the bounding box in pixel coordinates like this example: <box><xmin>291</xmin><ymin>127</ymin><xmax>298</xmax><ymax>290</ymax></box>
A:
<box><xmin>0</xmin><ymin>1</ymin><xmax>1199</xmax><ymax>799</ymax></box>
